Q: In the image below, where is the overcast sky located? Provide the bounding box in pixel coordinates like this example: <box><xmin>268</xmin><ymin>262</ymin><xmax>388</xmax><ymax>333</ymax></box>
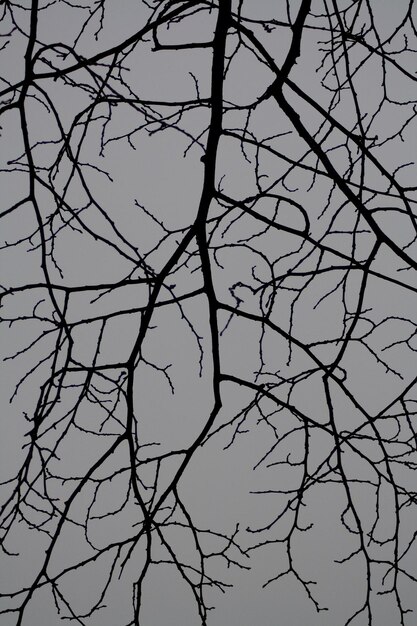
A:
<box><xmin>1</xmin><ymin>1</ymin><xmax>417</xmax><ymax>625</ymax></box>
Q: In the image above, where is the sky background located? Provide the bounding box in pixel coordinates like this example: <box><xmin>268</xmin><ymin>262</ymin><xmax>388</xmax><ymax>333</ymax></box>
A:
<box><xmin>1</xmin><ymin>1</ymin><xmax>417</xmax><ymax>624</ymax></box>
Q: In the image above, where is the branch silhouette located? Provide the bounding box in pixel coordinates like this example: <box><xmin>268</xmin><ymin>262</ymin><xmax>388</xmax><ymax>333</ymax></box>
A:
<box><xmin>1</xmin><ymin>1</ymin><xmax>417</xmax><ymax>624</ymax></box>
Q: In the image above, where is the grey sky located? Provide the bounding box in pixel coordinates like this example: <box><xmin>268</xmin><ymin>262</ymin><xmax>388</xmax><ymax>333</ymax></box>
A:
<box><xmin>1</xmin><ymin>1</ymin><xmax>417</xmax><ymax>625</ymax></box>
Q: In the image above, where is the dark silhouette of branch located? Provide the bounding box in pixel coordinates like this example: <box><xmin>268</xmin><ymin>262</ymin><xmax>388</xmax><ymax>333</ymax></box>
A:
<box><xmin>1</xmin><ymin>1</ymin><xmax>417</xmax><ymax>624</ymax></box>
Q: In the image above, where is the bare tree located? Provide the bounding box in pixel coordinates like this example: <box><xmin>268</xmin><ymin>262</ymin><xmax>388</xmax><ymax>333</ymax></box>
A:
<box><xmin>1</xmin><ymin>1</ymin><xmax>417</xmax><ymax>624</ymax></box>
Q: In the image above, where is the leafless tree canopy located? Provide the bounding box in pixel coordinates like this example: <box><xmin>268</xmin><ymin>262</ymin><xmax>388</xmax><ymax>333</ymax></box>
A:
<box><xmin>1</xmin><ymin>1</ymin><xmax>417</xmax><ymax>624</ymax></box>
